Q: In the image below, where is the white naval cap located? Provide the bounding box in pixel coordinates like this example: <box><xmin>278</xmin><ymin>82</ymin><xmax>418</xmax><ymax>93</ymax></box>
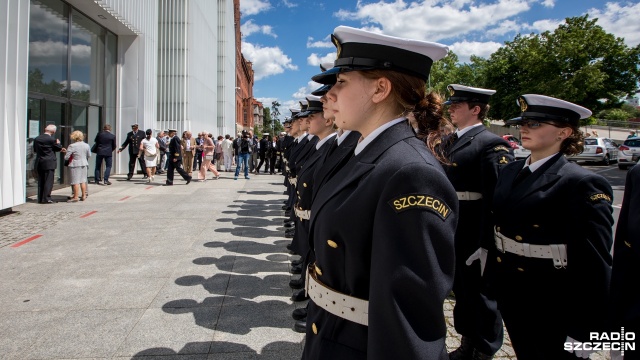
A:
<box><xmin>444</xmin><ymin>84</ymin><xmax>496</xmax><ymax>105</ymax></box>
<box><xmin>312</xmin><ymin>25</ymin><xmax>449</xmax><ymax>84</ymax></box>
<box><xmin>507</xmin><ymin>94</ymin><xmax>592</xmax><ymax>126</ymax></box>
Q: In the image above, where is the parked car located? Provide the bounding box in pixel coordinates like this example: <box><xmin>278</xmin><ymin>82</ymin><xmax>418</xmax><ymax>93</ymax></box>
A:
<box><xmin>502</xmin><ymin>134</ymin><xmax>531</xmax><ymax>159</ymax></box>
<box><xmin>570</xmin><ymin>137</ymin><xmax>619</xmax><ymax>165</ymax></box>
<box><xmin>618</xmin><ymin>137</ymin><xmax>640</xmax><ymax>170</ymax></box>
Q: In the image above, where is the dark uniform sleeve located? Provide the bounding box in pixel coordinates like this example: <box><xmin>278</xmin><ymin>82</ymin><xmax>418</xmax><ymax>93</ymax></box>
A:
<box><xmin>120</xmin><ymin>132</ymin><xmax>131</xmax><ymax>150</ymax></box>
<box><xmin>368</xmin><ymin>162</ymin><xmax>457</xmax><ymax>359</ymax></box>
<box><xmin>480</xmin><ymin>140</ymin><xmax>514</xmax><ymax>250</ymax></box>
<box><xmin>566</xmin><ymin>173</ymin><xmax>614</xmax><ymax>341</ymax></box>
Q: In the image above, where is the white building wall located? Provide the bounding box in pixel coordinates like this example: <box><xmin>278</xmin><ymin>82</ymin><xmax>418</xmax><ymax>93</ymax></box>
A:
<box><xmin>218</xmin><ymin>0</ymin><xmax>236</xmax><ymax>136</ymax></box>
<box><xmin>0</xmin><ymin>0</ymin><xmax>30</xmax><ymax>210</ymax></box>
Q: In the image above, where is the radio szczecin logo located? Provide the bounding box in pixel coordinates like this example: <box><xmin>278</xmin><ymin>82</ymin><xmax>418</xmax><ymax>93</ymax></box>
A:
<box><xmin>564</xmin><ymin>328</ymin><xmax>635</xmax><ymax>354</ymax></box>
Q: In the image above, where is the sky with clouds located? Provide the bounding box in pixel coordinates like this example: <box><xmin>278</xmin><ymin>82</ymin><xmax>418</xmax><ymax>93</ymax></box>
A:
<box><xmin>240</xmin><ymin>0</ymin><xmax>640</xmax><ymax>116</ymax></box>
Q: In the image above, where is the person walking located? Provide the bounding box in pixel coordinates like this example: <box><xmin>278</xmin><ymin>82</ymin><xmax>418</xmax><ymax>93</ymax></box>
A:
<box><xmin>442</xmin><ymin>84</ymin><xmax>513</xmax><ymax>360</ymax></box>
<box><xmin>140</xmin><ymin>129</ymin><xmax>159</xmax><ymax>182</ymax></box>
<box><xmin>117</xmin><ymin>123</ymin><xmax>146</xmax><ymax>180</ymax></box>
<box><xmin>33</xmin><ymin>124</ymin><xmax>66</xmax><ymax>203</ymax></box>
<box><xmin>165</xmin><ymin>129</ymin><xmax>192</xmax><ymax>186</ymax></box>
<box><xmin>156</xmin><ymin>131</ymin><xmax>167</xmax><ymax>174</ymax></box>
<box><xmin>234</xmin><ymin>130</ymin><xmax>252</xmax><ymax>180</ymax></box>
<box><xmin>193</xmin><ymin>132</ymin><xmax>204</xmax><ymax>171</ymax></box>
<box><xmin>93</xmin><ymin>124</ymin><xmax>117</xmax><ymax>185</ymax></box>
<box><xmin>303</xmin><ymin>26</ymin><xmax>457</xmax><ymax>359</ymax></box>
<box><xmin>486</xmin><ymin>94</ymin><xmax>614</xmax><ymax>359</ymax></box>
<box><xmin>181</xmin><ymin>131</ymin><xmax>195</xmax><ymax>175</ymax></box>
<box><xmin>198</xmin><ymin>132</ymin><xmax>221</xmax><ymax>181</ymax></box>
<box><xmin>64</xmin><ymin>130</ymin><xmax>91</xmax><ymax>202</ymax></box>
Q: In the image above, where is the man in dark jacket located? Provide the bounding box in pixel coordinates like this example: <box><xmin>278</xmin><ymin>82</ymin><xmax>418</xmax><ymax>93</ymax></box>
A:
<box><xmin>156</xmin><ymin>131</ymin><xmax>167</xmax><ymax>174</ymax></box>
<box><xmin>165</xmin><ymin>129</ymin><xmax>192</xmax><ymax>186</ymax></box>
<box><xmin>117</xmin><ymin>123</ymin><xmax>146</xmax><ymax>180</ymax></box>
<box><xmin>33</xmin><ymin>124</ymin><xmax>65</xmax><ymax>203</ymax></box>
<box><xmin>256</xmin><ymin>133</ymin><xmax>270</xmax><ymax>174</ymax></box>
<box><xmin>93</xmin><ymin>124</ymin><xmax>117</xmax><ymax>185</ymax></box>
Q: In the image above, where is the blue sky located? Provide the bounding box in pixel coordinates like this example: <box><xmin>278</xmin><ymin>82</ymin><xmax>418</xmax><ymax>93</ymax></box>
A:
<box><xmin>239</xmin><ymin>0</ymin><xmax>640</xmax><ymax>117</ymax></box>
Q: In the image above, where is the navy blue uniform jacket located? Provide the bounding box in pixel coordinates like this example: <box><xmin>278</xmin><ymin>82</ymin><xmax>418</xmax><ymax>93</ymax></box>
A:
<box><xmin>94</xmin><ymin>131</ymin><xmax>117</xmax><ymax>156</ymax></box>
<box><xmin>303</xmin><ymin>121</ymin><xmax>458</xmax><ymax>360</ymax></box>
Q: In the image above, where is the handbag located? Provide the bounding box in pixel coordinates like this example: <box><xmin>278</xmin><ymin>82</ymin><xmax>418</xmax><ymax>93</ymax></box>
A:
<box><xmin>91</xmin><ymin>143</ymin><xmax>98</xmax><ymax>153</ymax></box>
<box><xmin>64</xmin><ymin>154</ymin><xmax>74</xmax><ymax>167</ymax></box>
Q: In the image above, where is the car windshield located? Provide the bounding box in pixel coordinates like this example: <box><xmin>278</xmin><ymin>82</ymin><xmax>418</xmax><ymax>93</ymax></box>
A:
<box><xmin>624</xmin><ymin>139</ymin><xmax>640</xmax><ymax>147</ymax></box>
<box><xmin>584</xmin><ymin>139</ymin><xmax>598</xmax><ymax>146</ymax></box>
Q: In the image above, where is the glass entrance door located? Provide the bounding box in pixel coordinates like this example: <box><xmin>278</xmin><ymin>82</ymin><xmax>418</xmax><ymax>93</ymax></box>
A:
<box><xmin>44</xmin><ymin>100</ymin><xmax>66</xmax><ymax>188</ymax></box>
<box><xmin>26</xmin><ymin>98</ymin><xmax>42</xmax><ymax>197</ymax></box>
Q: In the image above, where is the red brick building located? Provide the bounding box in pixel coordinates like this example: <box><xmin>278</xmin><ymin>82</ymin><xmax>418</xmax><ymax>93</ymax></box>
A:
<box><xmin>234</xmin><ymin>0</ymin><xmax>262</xmax><ymax>134</ymax></box>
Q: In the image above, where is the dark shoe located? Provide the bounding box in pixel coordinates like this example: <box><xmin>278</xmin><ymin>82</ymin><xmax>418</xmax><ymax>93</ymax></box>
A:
<box><xmin>285</xmin><ymin>232</ymin><xmax>295</xmax><ymax>239</ymax></box>
<box><xmin>289</xmin><ymin>277</ymin><xmax>304</xmax><ymax>289</ymax></box>
<box><xmin>127</xmin><ymin>174</ymin><xmax>132</xmax><ymax>180</ymax></box>
<box><xmin>41</xmin><ymin>200</ymin><xmax>56</xmax><ymax>204</ymax></box>
<box><xmin>286</xmin><ymin>242</ymin><xmax>293</xmax><ymax>251</ymax></box>
<box><xmin>293</xmin><ymin>320</ymin><xmax>307</xmax><ymax>333</ymax></box>
<box><xmin>94</xmin><ymin>179</ymin><xmax>102</xmax><ymax>185</ymax></box>
<box><xmin>292</xmin><ymin>307</ymin><xmax>307</xmax><ymax>320</ymax></box>
<box><xmin>104</xmin><ymin>181</ymin><xmax>112</xmax><ymax>185</ymax></box>
<box><xmin>291</xmin><ymin>289</ymin><xmax>309</xmax><ymax>302</ymax></box>
<box><xmin>449</xmin><ymin>337</ymin><xmax>473</xmax><ymax>360</ymax></box>
<box><xmin>164</xmin><ymin>182</ymin><xmax>173</xmax><ymax>186</ymax></box>
<box><xmin>290</xmin><ymin>264</ymin><xmax>302</xmax><ymax>274</ymax></box>
<box><xmin>291</xmin><ymin>258</ymin><xmax>302</xmax><ymax>266</ymax></box>
<box><xmin>186</xmin><ymin>176</ymin><xmax>192</xmax><ymax>185</ymax></box>
<box><xmin>284</xmin><ymin>221</ymin><xmax>294</xmax><ymax>228</ymax></box>
<box><xmin>143</xmin><ymin>175</ymin><xmax>148</xmax><ymax>179</ymax></box>
<box><xmin>283</xmin><ymin>191</ymin><xmax>288</xmax><ymax>195</ymax></box>
<box><xmin>245</xmin><ymin>176</ymin><xmax>250</xmax><ymax>180</ymax></box>
<box><xmin>281</xmin><ymin>204</ymin><xmax>289</xmax><ymax>210</ymax></box>
<box><xmin>283</xmin><ymin>218</ymin><xmax>292</xmax><ymax>223</ymax></box>
<box><xmin>284</xmin><ymin>211</ymin><xmax>292</xmax><ymax>217</ymax></box>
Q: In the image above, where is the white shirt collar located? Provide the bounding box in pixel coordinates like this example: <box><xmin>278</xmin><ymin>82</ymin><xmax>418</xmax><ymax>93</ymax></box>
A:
<box><xmin>524</xmin><ymin>152</ymin><xmax>558</xmax><ymax>173</ymax></box>
<box><xmin>306</xmin><ymin>134</ymin><xmax>315</xmax><ymax>141</ymax></box>
<box><xmin>337</xmin><ymin>130</ymin><xmax>352</xmax><ymax>145</ymax></box>
<box><xmin>316</xmin><ymin>133</ymin><xmax>337</xmax><ymax>150</ymax></box>
<box><xmin>354</xmin><ymin>117</ymin><xmax>406</xmax><ymax>156</ymax></box>
<box><xmin>455</xmin><ymin>122</ymin><xmax>484</xmax><ymax>138</ymax></box>
<box><xmin>296</xmin><ymin>133</ymin><xmax>307</xmax><ymax>142</ymax></box>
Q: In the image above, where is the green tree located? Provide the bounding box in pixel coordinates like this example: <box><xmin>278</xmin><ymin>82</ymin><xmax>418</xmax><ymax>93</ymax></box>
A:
<box><xmin>271</xmin><ymin>101</ymin><xmax>283</xmax><ymax>134</ymax></box>
<box><xmin>28</xmin><ymin>68</ymin><xmax>64</xmax><ymax>96</ymax></box>
<box><xmin>484</xmin><ymin>15</ymin><xmax>640</xmax><ymax>122</ymax></box>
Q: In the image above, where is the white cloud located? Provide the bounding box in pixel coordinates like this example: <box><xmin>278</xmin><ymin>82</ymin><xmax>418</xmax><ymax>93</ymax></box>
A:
<box><xmin>306</xmin><ymin>36</ymin><xmax>333</xmax><ymax>48</ymax></box>
<box><xmin>527</xmin><ymin>19</ymin><xmax>563</xmax><ymax>33</ymax></box>
<box><xmin>240</xmin><ymin>0</ymin><xmax>271</xmax><ymax>16</ymax></box>
<box><xmin>486</xmin><ymin>20</ymin><xmax>522</xmax><ymax>36</ymax></box>
<box><xmin>242</xmin><ymin>42</ymin><xmax>298</xmax><ymax>80</ymax></box>
<box><xmin>281</xmin><ymin>0</ymin><xmax>297</xmax><ymax>8</ymax></box>
<box><xmin>60</xmin><ymin>80</ymin><xmax>90</xmax><ymax>91</ymax></box>
<box><xmin>241</xmin><ymin>19</ymin><xmax>277</xmax><ymax>38</ymax></box>
<box><xmin>307</xmin><ymin>52</ymin><xmax>337</xmax><ymax>66</ymax></box>
<box><xmin>588</xmin><ymin>2</ymin><xmax>640</xmax><ymax>46</ymax></box>
<box><xmin>540</xmin><ymin>0</ymin><xmax>555</xmax><ymax>8</ymax></box>
<box><xmin>450</xmin><ymin>40</ymin><xmax>503</xmax><ymax>63</ymax></box>
<box><xmin>334</xmin><ymin>0</ymin><xmax>531</xmax><ymax>42</ymax></box>
<box><xmin>29</xmin><ymin>40</ymin><xmax>91</xmax><ymax>66</ymax></box>
<box><xmin>292</xmin><ymin>81</ymin><xmax>324</xmax><ymax>100</ymax></box>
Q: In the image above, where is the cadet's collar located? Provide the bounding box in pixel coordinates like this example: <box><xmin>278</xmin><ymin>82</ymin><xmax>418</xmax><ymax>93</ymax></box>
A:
<box><xmin>354</xmin><ymin>117</ymin><xmax>406</xmax><ymax>156</ymax></box>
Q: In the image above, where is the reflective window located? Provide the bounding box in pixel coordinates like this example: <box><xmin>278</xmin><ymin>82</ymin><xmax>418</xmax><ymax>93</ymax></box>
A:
<box><xmin>28</xmin><ymin>0</ymin><xmax>69</xmax><ymax>98</ymax></box>
<box><xmin>70</xmin><ymin>9</ymin><xmax>104</xmax><ymax>103</ymax></box>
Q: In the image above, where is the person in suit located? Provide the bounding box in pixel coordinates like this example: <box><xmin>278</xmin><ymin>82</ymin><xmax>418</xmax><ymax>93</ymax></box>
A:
<box><xmin>93</xmin><ymin>124</ymin><xmax>117</xmax><ymax>185</ymax></box>
<box><xmin>442</xmin><ymin>84</ymin><xmax>513</xmax><ymax>360</ymax></box>
<box><xmin>33</xmin><ymin>124</ymin><xmax>66</xmax><ymax>203</ymax></box>
<box><xmin>193</xmin><ymin>132</ymin><xmax>204</xmax><ymax>171</ymax></box>
<box><xmin>485</xmin><ymin>95</ymin><xmax>613</xmax><ymax>359</ymax></box>
<box><xmin>181</xmin><ymin>131</ymin><xmax>195</xmax><ymax>175</ymax></box>
<box><xmin>302</xmin><ymin>26</ymin><xmax>457</xmax><ymax>359</ymax></box>
<box><xmin>165</xmin><ymin>129</ymin><xmax>192</xmax><ymax>186</ymax></box>
<box><xmin>610</xmin><ymin>164</ymin><xmax>640</xmax><ymax>360</ymax></box>
<box><xmin>64</xmin><ymin>130</ymin><xmax>91</xmax><ymax>202</ymax></box>
<box><xmin>156</xmin><ymin>131</ymin><xmax>167</xmax><ymax>174</ymax></box>
<box><xmin>117</xmin><ymin>123</ymin><xmax>146</xmax><ymax>180</ymax></box>
<box><xmin>256</xmin><ymin>133</ymin><xmax>270</xmax><ymax>174</ymax></box>
<box><xmin>268</xmin><ymin>135</ymin><xmax>279</xmax><ymax>174</ymax></box>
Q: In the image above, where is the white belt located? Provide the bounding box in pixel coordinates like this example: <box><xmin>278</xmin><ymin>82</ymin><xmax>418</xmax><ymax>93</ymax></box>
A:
<box><xmin>295</xmin><ymin>208</ymin><xmax>310</xmax><ymax>220</ymax></box>
<box><xmin>289</xmin><ymin>177</ymin><xmax>297</xmax><ymax>186</ymax></box>
<box><xmin>495</xmin><ymin>230</ymin><xmax>567</xmax><ymax>268</ymax></box>
<box><xmin>305</xmin><ymin>265</ymin><xmax>369</xmax><ymax>326</ymax></box>
<box><xmin>456</xmin><ymin>191</ymin><xmax>483</xmax><ymax>201</ymax></box>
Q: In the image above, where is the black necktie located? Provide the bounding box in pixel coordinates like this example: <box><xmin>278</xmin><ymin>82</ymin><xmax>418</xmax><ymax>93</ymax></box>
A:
<box><xmin>513</xmin><ymin>167</ymin><xmax>532</xmax><ymax>187</ymax></box>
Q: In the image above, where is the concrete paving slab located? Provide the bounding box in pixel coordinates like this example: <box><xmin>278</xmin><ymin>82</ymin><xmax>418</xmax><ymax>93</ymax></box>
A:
<box><xmin>0</xmin><ymin>309</ymin><xmax>68</xmax><ymax>358</ymax></box>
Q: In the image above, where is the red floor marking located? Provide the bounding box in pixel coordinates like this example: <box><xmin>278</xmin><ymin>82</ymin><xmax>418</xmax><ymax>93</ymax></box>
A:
<box><xmin>80</xmin><ymin>211</ymin><xmax>97</xmax><ymax>218</ymax></box>
<box><xmin>145</xmin><ymin>186</ymin><xmax>153</xmax><ymax>190</ymax></box>
<box><xmin>119</xmin><ymin>196</ymin><xmax>131</xmax><ymax>201</ymax></box>
<box><xmin>11</xmin><ymin>235</ymin><xmax>43</xmax><ymax>248</ymax></box>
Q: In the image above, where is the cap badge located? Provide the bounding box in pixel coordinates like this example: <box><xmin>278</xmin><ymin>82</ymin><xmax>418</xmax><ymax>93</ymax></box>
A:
<box><xmin>448</xmin><ymin>87</ymin><xmax>455</xmax><ymax>96</ymax></box>
<box><xmin>518</xmin><ymin>97</ymin><xmax>528</xmax><ymax>112</ymax></box>
<box><xmin>331</xmin><ymin>34</ymin><xmax>341</xmax><ymax>58</ymax></box>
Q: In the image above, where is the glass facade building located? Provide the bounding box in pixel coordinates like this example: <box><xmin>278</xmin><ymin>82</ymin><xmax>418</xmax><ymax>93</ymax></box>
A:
<box><xmin>0</xmin><ymin>0</ymin><xmax>237</xmax><ymax>210</ymax></box>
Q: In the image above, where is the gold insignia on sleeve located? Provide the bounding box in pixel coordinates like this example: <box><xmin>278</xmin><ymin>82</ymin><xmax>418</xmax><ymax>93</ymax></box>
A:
<box><xmin>589</xmin><ymin>193</ymin><xmax>612</xmax><ymax>203</ymax></box>
<box><xmin>499</xmin><ymin>156</ymin><xmax>508</xmax><ymax>164</ymax></box>
<box><xmin>518</xmin><ymin>97</ymin><xmax>528</xmax><ymax>112</ymax></box>
<box><xmin>494</xmin><ymin>145</ymin><xmax>510</xmax><ymax>153</ymax></box>
<box><xmin>388</xmin><ymin>193</ymin><xmax>452</xmax><ymax>221</ymax></box>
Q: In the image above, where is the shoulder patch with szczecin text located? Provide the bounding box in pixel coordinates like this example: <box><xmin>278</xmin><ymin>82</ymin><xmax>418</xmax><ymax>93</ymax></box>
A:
<box><xmin>589</xmin><ymin>193</ymin><xmax>612</xmax><ymax>204</ymax></box>
<box><xmin>388</xmin><ymin>193</ymin><xmax>452</xmax><ymax>221</ymax></box>
<box><xmin>494</xmin><ymin>145</ymin><xmax>510</xmax><ymax>153</ymax></box>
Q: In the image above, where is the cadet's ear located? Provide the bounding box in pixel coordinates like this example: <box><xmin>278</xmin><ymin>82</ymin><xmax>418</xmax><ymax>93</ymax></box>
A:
<box><xmin>371</xmin><ymin>77</ymin><xmax>392</xmax><ymax>104</ymax></box>
<box><xmin>558</xmin><ymin>127</ymin><xmax>573</xmax><ymax>141</ymax></box>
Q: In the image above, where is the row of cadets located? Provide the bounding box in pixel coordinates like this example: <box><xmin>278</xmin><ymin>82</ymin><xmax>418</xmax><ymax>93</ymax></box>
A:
<box><xmin>288</xmin><ymin>92</ymin><xmax>338</xmax><ymax>332</ymax></box>
<box><xmin>441</xmin><ymin>84</ymin><xmax>514</xmax><ymax>360</ymax></box>
<box><xmin>281</xmin><ymin>108</ymin><xmax>300</xmax><ymax>215</ymax></box>
<box><xmin>301</xmin><ymin>25</ymin><xmax>458</xmax><ymax>359</ymax></box>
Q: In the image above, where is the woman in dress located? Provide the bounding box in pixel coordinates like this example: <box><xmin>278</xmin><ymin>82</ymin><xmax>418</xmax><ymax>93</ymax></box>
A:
<box><xmin>198</xmin><ymin>132</ymin><xmax>220</xmax><ymax>181</ymax></box>
<box><xmin>139</xmin><ymin>129</ymin><xmax>159</xmax><ymax>182</ymax></box>
<box><xmin>486</xmin><ymin>94</ymin><xmax>614</xmax><ymax>359</ymax></box>
<box><xmin>302</xmin><ymin>26</ymin><xmax>458</xmax><ymax>359</ymax></box>
<box><xmin>64</xmin><ymin>130</ymin><xmax>91</xmax><ymax>202</ymax></box>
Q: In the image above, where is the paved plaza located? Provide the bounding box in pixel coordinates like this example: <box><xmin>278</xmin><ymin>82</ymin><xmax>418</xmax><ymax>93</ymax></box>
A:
<box><xmin>0</xmin><ymin>171</ymin><xmax>610</xmax><ymax>359</ymax></box>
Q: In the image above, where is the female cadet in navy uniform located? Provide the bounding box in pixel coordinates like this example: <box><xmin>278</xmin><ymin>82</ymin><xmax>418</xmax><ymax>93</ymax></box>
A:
<box><xmin>486</xmin><ymin>95</ymin><xmax>614</xmax><ymax>359</ymax></box>
<box><xmin>303</xmin><ymin>26</ymin><xmax>458</xmax><ymax>360</ymax></box>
